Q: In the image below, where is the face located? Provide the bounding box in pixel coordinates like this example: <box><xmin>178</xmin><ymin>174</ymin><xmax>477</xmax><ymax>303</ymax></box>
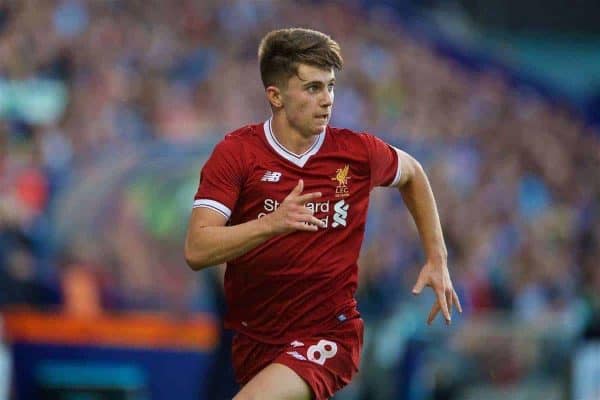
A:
<box><xmin>272</xmin><ymin>64</ymin><xmax>335</xmax><ymax>137</ymax></box>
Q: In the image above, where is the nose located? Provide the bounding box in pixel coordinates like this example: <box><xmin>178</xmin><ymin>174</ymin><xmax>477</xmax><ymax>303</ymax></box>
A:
<box><xmin>320</xmin><ymin>88</ymin><xmax>333</xmax><ymax>107</ymax></box>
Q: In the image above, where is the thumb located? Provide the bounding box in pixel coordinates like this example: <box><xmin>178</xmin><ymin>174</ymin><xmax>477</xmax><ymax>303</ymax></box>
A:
<box><xmin>291</xmin><ymin>179</ymin><xmax>304</xmax><ymax>195</ymax></box>
<box><xmin>412</xmin><ymin>272</ymin><xmax>427</xmax><ymax>295</ymax></box>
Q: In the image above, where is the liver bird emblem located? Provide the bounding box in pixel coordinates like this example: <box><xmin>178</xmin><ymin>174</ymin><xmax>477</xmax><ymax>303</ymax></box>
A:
<box><xmin>332</xmin><ymin>164</ymin><xmax>351</xmax><ymax>186</ymax></box>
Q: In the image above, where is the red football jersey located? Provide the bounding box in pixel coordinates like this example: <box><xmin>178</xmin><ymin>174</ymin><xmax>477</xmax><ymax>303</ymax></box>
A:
<box><xmin>194</xmin><ymin>119</ymin><xmax>401</xmax><ymax>344</ymax></box>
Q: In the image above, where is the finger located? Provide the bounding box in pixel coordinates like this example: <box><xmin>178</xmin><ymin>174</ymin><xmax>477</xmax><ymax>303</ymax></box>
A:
<box><xmin>289</xmin><ymin>211</ymin><xmax>324</xmax><ymax>230</ymax></box>
<box><xmin>293</xmin><ymin>221</ymin><xmax>319</xmax><ymax>232</ymax></box>
<box><xmin>297</xmin><ymin>211</ymin><xmax>326</xmax><ymax>228</ymax></box>
<box><xmin>453</xmin><ymin>289</ymin><xmax>463</xmax><ymax>313</ymax></box>
<box><xmin>412</xmin><ymin>272</ymin><xmax>427</xmax><ymax>295</ymax></box>
<box><xmin>427</xmin><ymin>301</ymin><xmax>440</xmax><ymax>325</ymax></box>
<box><xmin>292</xmin><ymin>205</ymin><xmax>313</xmax><ymax>216</ymax></box>
<box><xmin>309</xmin><ymin>216</ymin><xmax>326</xmax><ymax>228</ymax></box>
<box><xmin>436</xmin><ymin>288</ymin><xmax>451</xmax><ymax>324</ymax></box>
<box><xmin>296</xmin><ymin>191</ymin><xmax>323</xmax><ymax>204</ymax></box>
<box><xmin>446</xmin><ymin>288</ymin><xmax>453</xmax><ymax>315</ymax></box>
<box><xmin>291</xmin><ymin>179</ymin><xmax>304</xmax><ymax>196</ymax></box>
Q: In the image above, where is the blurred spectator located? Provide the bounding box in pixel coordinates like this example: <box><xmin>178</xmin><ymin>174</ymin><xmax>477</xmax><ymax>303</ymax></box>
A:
<box><xmin>0</xmin><ymin>315</ymin><xmax>12</xmax><ymax>400</ymax></box>
<box><xmin>0</xmin><ymin>1</ymin><xmax>599</xmax><ymax>398</ymax></box>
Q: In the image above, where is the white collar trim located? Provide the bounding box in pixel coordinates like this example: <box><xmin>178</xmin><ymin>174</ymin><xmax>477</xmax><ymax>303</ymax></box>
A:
<box><xmin>263</xmin><ymin>118</ymin><xmax>326</xmax><ymax>168</ymax></box>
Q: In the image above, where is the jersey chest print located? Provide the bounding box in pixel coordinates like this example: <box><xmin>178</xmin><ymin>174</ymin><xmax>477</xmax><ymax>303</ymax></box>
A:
<box><xmin>252</xmin><ymin>163</ymin><xmax>354</xmax><ymax>229</ymax></box>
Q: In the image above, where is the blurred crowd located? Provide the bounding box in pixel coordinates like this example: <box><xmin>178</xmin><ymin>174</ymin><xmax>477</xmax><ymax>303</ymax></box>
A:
<box><xmin>1</xmin><ymin>0</ymin><xmax>599</xmax><ymax>398</ymax></box>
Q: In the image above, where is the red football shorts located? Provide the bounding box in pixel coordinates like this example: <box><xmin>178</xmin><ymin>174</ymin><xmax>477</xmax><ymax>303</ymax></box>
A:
<box><xmin>232</xmin><ymin>317</ymin><xmax>364</xmax><ymax>400</ymax></box>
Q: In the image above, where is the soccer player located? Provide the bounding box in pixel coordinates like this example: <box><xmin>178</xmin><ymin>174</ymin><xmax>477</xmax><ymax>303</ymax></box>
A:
<box><xmin>185</xmin><ymin>28</ymin><xmax>461</xmax><ymax>400</ymax></box>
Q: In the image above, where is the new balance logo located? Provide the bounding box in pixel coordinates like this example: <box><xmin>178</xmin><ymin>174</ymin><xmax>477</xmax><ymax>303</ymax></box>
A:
<box><xmin>261</xmin><ymin>171</ymin><xmax>282</xmax><ymax>182</ymax></box>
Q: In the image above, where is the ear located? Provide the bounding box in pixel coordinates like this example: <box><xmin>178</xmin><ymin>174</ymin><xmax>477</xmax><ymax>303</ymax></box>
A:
<box><xmin>266</xmin><ymin>86</ymin><xmax>283</xmax><ymax>109</ymax></box>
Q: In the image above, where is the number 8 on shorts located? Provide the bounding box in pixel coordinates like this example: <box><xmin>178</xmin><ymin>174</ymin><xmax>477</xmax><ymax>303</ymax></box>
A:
<box><xmin>307</xmin><ymin>340</ymin><xmax>338</xmax><ymax>365</ymax></box>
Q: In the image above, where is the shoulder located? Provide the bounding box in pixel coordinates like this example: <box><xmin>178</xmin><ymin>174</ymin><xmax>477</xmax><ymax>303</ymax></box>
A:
<box><xmin>219</xmin><ymin>124</ymin><xmax>261</xmax><ymax>146</ymax></box>
<box><xmin>206</xmin><ymin>124</ymin><xmax>263</xmax><ymax>172</ymax></box>
<box><xmin>327</xmin><ymin>126</ymin><xmax>381</xmax><ymax>142</ymax></box>
<box><xmin>327</xmin><ymin>126</ymin><xmax>381</xmax><ymax>154</ymax></box>
<box><xmin>212</xmin><ymin>124</ymin><xmax>262</xmax><ymax>154</ymax></box>
<box><xmin>327</xmin><ymin>126</ymin><xmax>362</xmax><ymax>139</ymax></box>
<box><xmin>328</xmin><ymin>126</ymin><xmax>364</xmax><ymax>145</ymax></box>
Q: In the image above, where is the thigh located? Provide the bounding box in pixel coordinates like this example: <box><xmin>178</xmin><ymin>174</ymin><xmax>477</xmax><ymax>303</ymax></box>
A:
<box><xmin>233</xmin><ymin>362</ymin><xmax>311</xmax><ymax>400</ymax></box>
<box><xmin>232</xmin><ymin>318</ymin><xmax>364</xmax><ymax>400</ymax></box>
<box><xmin>273</xmin><ymin>318</ymin><xmax>364</xmax><ymax>400</ymax></box>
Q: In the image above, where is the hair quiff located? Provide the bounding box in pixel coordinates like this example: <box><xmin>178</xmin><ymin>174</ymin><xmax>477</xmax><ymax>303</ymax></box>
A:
<box><xmin>258</xmin><ymin>28</ymin><xmax>343</xmax><ymax>88</ymax></box>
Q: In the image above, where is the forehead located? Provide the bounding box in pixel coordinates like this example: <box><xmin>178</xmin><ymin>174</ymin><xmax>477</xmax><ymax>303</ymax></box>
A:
<box><xmin>293</xmin><ymin>64</ymin><xmax>335</xmax><ymax>84</ymax></box>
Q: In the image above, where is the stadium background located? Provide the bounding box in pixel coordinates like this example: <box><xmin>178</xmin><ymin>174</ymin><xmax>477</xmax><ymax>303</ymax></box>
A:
<box><xmin>1</xmin><ymin>0</ymin><xmax>599</xmax><ymax>399</ymax></box>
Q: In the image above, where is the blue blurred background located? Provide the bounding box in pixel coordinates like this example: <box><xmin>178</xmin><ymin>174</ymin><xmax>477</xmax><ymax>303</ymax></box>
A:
<box><xmin>1</xmin><ymin>0</ymin><xmax>599</xmax><ymax>399</ymax></box>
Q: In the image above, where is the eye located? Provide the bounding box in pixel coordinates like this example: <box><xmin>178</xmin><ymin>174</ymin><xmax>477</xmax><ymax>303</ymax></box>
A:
<box><xmin>327</xmin><ymin>84</ymin><xmax>335</xmax><ymax>92</ymax></box>
<box><xmin>307</xmin><ymin>85</ymin><xmax>319</xmax><ymax>93</ymax></box>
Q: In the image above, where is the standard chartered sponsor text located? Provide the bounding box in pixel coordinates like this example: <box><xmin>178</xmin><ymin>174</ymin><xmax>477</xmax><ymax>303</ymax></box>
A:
<box><xmin>258</xmin><ymin>198</ymin><xmax>348</xmax><ymax>228</ymax></box>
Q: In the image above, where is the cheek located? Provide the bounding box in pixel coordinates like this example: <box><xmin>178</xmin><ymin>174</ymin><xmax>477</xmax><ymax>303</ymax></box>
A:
<box><xmin>290</xmin><ymin>97</ymin><xmax>311</xmax><ymax>117</ymax></box>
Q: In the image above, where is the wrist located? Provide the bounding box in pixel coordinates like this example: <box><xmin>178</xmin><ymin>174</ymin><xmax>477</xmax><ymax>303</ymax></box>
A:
<box><xmin>257</xmin><ymin>213</ymin><xmax>277</xmax><ymax>236</ymax></box>
<box><xmin>427</xmin><ymin>250</ymin><xmax>447</xmax><ymax>265</ymax></box>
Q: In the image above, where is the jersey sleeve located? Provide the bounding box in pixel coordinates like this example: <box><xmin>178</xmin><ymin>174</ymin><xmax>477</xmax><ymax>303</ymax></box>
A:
<box><xmin>193</xmin><ymin>137</ymin><xmax>245</xmax><ymax>220</ymax></box>
<box><xmin>359</xmin><ymin>133</ymin><xmax>402</xmax><ymax>189</ymax></box>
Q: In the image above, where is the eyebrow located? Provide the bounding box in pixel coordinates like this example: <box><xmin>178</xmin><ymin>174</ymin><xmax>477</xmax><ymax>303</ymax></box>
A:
<box><xmin>301</xmin><ymin>78</ymin><xmax>336</xmax><ymax>86</ymax></box>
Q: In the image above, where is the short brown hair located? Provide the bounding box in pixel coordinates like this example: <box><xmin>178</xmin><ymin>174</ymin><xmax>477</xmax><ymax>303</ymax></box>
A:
<box><xmin>258</xmin><ymin>28</ymin><xmax>343</xmax><ymax>88</ymax></box>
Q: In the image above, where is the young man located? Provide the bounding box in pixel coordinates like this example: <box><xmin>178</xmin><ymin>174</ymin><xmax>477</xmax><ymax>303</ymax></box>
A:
<box><xmin>185</xmin><ymin>28</ymin><xmax>461</xmax><ymax>400</ymax></box>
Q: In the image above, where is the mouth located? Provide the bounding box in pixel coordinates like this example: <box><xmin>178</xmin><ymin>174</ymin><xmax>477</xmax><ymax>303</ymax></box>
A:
<box><xmin>315</xmin><ymin>114</ymin><xmax>329</xmax><ymax>121</ymax></box>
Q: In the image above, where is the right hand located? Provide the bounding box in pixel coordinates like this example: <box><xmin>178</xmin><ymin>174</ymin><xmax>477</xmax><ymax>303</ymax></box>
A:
<box><xmin>262</xmin><ymin>179</ymin><xmax>326</xmax><ymax>234</ymax></box>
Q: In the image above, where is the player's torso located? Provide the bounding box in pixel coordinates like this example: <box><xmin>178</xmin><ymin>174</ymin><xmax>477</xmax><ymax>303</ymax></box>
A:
<box><xmin>229</xmin><ymin>122</ymin><xmax>372</xmax><ymax>275</ymax></box>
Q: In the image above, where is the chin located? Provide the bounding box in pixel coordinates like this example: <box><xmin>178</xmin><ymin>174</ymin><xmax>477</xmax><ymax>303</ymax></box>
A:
<box><xmin>314</xmin><ymin>122</ymin><xmax>328</xmax><ymax>133</ymax></box>
<box><xmin>312</xmin><ymin>127</ymin><xmax>325</xmax><ymax>135</ymax></box>
<box><xmin>299</xmin><ymin>120</ymin><xmax>327</xmax><ymax>136</ymax></box>
<box><xmin>303</xmin><ymin>126</ymin><xmax>322</xmax><ymax>136</ymax></box>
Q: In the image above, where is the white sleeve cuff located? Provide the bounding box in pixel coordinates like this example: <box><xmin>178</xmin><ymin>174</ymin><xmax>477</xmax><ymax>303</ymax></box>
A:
<box><xmin>193</xmin><ymin>199</ymin><xmax>231</xmax><ymax>219</ymax></box>
<box><xmin>389</xmin><ymin>146</ymin><xmax>402</xmax><ymax>187</ymax></box>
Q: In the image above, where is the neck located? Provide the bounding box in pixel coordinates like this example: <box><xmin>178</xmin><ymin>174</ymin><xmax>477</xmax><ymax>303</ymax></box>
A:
<box><xmin>270</xmin><ymin>113</ymin><xmax>319</xmax><ymax>156</ymax></box>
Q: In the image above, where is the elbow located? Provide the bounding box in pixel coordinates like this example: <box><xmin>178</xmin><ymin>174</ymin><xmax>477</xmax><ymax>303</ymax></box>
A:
<box><xmin>184</xmin><ymin>242</ymin><xmax>211</xmax><ymax>271</ymax></box>
<box><xmin>185</xmin><ymin>254</ymin><xmax>205</xmax><ymax>271</ymax></box>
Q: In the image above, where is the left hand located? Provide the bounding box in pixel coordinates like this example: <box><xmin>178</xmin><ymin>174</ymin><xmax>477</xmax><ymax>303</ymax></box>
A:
<box><xmin>412</xmin><ymin>260</ymin><xmax>462</xmax><ymax>325</ymax></box>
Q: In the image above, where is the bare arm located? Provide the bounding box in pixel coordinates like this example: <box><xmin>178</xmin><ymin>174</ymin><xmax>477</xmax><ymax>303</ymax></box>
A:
<box><xmin>395</xmin><ymin>150</ymin><xmax>447</xmax><ymax>263</ymax></box>
<box><xmin>185</xmin><ymin>209</ymin><xmax>275</xmax><ymax>270</ymax></box>
<box><xmin>184</xmin><ymin>179</ymin><xmax>325</xmax><ymax>270</ymax></box>
<box><xmin>395</xmin><ymin>149</ymin><xmax>462</xmax><ymax>324</ymax></box>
